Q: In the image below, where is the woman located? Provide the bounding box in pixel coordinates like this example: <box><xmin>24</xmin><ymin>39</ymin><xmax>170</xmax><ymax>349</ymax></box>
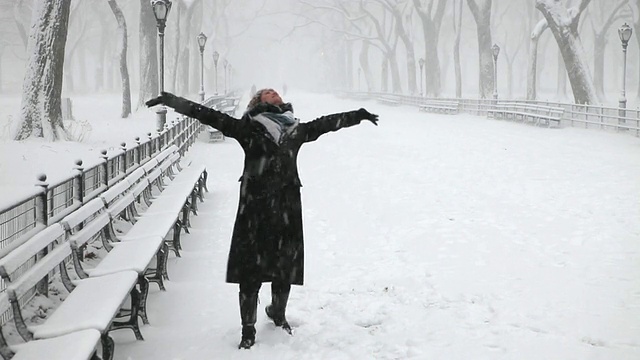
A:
<box><xmin>146</xmin><ymin>89</ymin><xmax>378</xmax><ymax>349</ymax></box>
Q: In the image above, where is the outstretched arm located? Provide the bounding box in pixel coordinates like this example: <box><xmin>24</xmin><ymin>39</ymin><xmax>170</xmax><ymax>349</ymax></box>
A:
<box><xmin>146</xmin><ymin>92</ymin><xmax>246</xmax><ymax>138</ymax></box>
<box><xmin>301</xmin><ymin>108</ymin><xmax>378</xmax><ymax>143</ymax></box>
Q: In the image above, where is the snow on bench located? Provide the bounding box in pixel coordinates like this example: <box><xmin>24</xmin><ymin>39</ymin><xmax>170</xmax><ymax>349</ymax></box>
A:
<box><xmin>488</xmin><ymin>102</ymin><xmax>564</xmax><ymax>127</ymax></box>
<box><xmin>0</xmin><ymin>223</ymin><xmax>141</xmax><ymax>360</ymax></box>
<box><xmin>119</xmin><ymin>163</ymin><xmax>207</xmax><ymax>260</ymax></box>
<box><xmin>60</xmin><ymin>198</ymin><xmax>166</xmax><ymax>325</ymax></box>
<box><xmin>0</xmin><ymin>293</ymin><xmax>102</xmax><ymax>360</ymax></box>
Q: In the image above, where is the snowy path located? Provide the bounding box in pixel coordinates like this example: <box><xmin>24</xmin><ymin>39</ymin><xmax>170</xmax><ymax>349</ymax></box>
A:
<box><xmin>115</xmin><ymin>93</ymin><xmax>640</xmax><ymax>359</ymax></box>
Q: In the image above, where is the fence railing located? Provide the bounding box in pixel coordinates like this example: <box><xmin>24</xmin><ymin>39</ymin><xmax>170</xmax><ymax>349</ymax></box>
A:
<box><xmin>346</xmin><ymin>92</ymin><xmax>640</xmax><ymax>137</ymax></box>
<box><xmin>0</xmin><ymin>114</ymin><xmax>203</xmax><ymax>259</ymax></box>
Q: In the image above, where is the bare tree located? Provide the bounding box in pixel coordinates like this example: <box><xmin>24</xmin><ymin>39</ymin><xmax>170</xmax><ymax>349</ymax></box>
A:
<box><xmin>137</xmin><ymin>0</ymin><xmax>159</xmax><ymax>109</ymax></box>
<box><xmin>14</xmin><ymin>0</ymin><xmax>71</xmax><ymax>140</ymax></box>
<box><xmin>536</xmin><ymin>0</ymin><xmax>598</xmax><ymax>104</ymax></box>
<box><xmin>376</xmin><ymin>0</ymin><xmax>418</xmax><ymax>94</ymax></box>
<box><xmin>466</xmin><ymin>0</ymin><xmax>495</xmax><ymax>99</ymax></box>
<box><xmin>413</xmin><ymin>0</ymin><xmax>447</xmax><ymax>97</ymax></box>
<box><xmin>107</xmin><ymin>0</ymin><xmax>131</xmax><ymax>118</ymax></box>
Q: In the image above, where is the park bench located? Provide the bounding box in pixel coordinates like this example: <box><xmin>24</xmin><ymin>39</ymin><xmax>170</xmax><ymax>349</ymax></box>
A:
<box><xmin>60</xmin><ymin>197</ymin><xmax>166</xmax><ymax>327</ymax></box>
<box><xmin>0</xmin><ymin>300</ymin><xmax>102</xmax><ymax>360</ymax></box>
<box><xmin>488</xmin><ymin>102</ymin><xmax>564</xmax><ymax>127</ymax></box>
<box><xmin>419</xmin><ymin>99</ymin><xmax>460</xmax><ymax>114</ymax></box>
<box><xmin>377</xmin><ymin>95</ymin><xmax>401</xmax><ymax>106</ymax></box>
<box><xmin>0</xmin><ymin>224</ymin><xmax>142</xmax><ymax>360</ymax></box>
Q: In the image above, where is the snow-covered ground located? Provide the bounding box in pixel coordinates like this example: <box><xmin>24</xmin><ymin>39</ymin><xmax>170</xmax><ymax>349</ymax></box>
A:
<box><xmin>2</xmin><ymin>92</ymin><xmax>640</xmax><ymax>359</ymax></box>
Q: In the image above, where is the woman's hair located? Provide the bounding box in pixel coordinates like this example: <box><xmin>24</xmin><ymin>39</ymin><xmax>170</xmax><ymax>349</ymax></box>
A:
<box><xmin>246</xmin><ymin>89</ymin><xmax>268</xmax><ymax>110</ymax></box>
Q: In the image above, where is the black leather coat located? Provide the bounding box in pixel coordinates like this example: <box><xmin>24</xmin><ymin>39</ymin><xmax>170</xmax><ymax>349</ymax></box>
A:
<box><xmin>166</xmin><ymin>97</ymin><xmax>366</xmax><ymax>285</ymax></box>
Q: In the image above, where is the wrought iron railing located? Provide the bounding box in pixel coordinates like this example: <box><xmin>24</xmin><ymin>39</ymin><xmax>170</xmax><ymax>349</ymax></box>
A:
<box><xmin>0</xmin><ymin>113</ymin><xmax>203</xmax><ymax>258</ymax></box>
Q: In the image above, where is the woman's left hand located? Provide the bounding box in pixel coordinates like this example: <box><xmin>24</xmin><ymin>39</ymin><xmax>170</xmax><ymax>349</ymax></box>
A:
<box><xmin>356</xmin><ymin>108</ymin><xmax>379</xmax><ymax>126</ymax></box>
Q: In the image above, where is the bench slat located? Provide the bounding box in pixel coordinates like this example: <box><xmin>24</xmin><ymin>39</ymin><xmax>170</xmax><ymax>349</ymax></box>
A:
<box><xmin>59</xmin><ymin>198</ymin><xmax>104</xmax><ymax>232</ymax></box>
<box><xmin>11</xmin><ymin>328</ymin><xmax>101</xmax><ymax>360</ymax></box>
<box><xmin>8</xmin><ymin>241</ymin><xmax>71</xmax><ymax>301</ymax></box>
<box><xmin>31</xmin><ymin>270</ymin><xmax>138</xmax><ymax>338</ymax></box>
<box><xmin>0</xmin><ymin>224</ymin><xmax>65</xmax><ymax>280</ymax></box>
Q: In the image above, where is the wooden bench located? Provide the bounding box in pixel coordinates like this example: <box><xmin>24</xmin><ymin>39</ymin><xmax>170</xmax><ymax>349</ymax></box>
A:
<box><xmin>488</xmin><ymin>102</ymin><xmax>564</xmax><ymax>127</ymax></box>
<box><xmin>0</xmin><ymin>304</ymin><xmax>102</xmax><ymax>360</ymax></box>
<box><xmin>0</xmin><ymin>224</ymin><xmax>142</xmax><ymax>360</ymax></box>
<box><xmin>419</xmin><ymin>99</ymin><xmax>460</xmax><ymax>114</ymax></box>
<box><xmin>60</xmin><ymin>198</ymin><xmax>166</xmax><ymax>328</ymax></box>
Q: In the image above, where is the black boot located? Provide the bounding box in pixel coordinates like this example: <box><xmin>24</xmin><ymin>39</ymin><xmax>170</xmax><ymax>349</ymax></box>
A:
<box><xmin>265</xmin><ymin>286</ymin><xmax>292</xmax><ymax>334</ymax></box>
<box><xmin>238</xmin><ymin>292</ymin><xmax>258</xmax><ymax>349</ymax></box>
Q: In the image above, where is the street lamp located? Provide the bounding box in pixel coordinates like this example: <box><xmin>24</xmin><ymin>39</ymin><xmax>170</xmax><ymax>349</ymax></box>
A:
<box><xmin>418</xmin><ymin>58</ymin><xmax>425</xmax><ymax>96</ymax></box>
<box><xmin>228</xmin><ymin>63</ymin><xmax>232</xmax><ymax>91</ymax></box>
<box><xmin>618</xmin><ymin>22</ymin><xmax>633</xmax><ymax>126</ymax></box>
<box><xmin>151</xmin><ymin>0</ymin><xmax>172</xmax><ymax>132</ymax></box>
<box><xmin>492</xmin><ymin>43</ymin><xmax>500</xmax><ymax>100</ymax></box>
<box><xmin>196</xmin><ymin>32</ymin><xmax>207</xmax><ymax>102</ymax></box>
<box><xmin>212</xmin><ymin>50</ymin><xmax>219</xmax><ymax>95</ymax></box>
<box><xmin>223</xmin><ymin>59</ymin><xmax>228</xmax><ymax>94</ymax></box>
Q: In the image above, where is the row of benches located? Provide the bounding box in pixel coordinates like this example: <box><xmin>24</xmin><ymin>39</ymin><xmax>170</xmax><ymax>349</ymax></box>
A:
<box><xmin>374</xmin><ymin>96</ymin><xmax>564</xmax><ymax>127</ymax></box>
<box><xmin>0</xmin><ymin>145</ymin><xmax>208</xmax><ymax>360</ymax></box>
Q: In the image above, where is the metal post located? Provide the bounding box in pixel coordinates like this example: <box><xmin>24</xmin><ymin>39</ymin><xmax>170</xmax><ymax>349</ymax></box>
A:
<box><xmin>156</xmin><ymin>28</ymin><xmax>167</xmax><ymax>132</ymax></box>
<box><xmin>73</xmin><ymin>160</ymin><xmax>84</xmax><ymax>206</ymax></box>
<box><xmin>101</xmin><ymin>150</ymin><xmax>109</xmax><ymax>188</ymax></box>
<box><xmin>619</xmin><ymin>42</ymin><xmax>628</xmax><ymax>126</ymax></box>
<box><xmin>35</xmin><ymin>174</ymin><xmax>49</xmax><ymax>226</ymax></box>
<box><xmin>199</xmin><ymin>49</ymin><xmax>205</xmax><ymax>102</ymax></box>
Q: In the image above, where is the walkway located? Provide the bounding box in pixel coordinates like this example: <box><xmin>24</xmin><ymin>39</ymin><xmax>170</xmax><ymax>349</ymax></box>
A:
<box><xmin>115</xmin><ymin>93</ymin><xmax>640</xmax><ymax>359</ymax></box>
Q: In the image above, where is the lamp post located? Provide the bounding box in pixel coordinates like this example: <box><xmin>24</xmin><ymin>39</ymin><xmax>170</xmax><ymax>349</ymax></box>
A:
<box><xmin>228</xmin><ymin>63</ymin><xmax>232</xmax><ymax>91</ymax></box>
<box><xmin>418</xmin><ymin>58</ymin><xmax>425</xmax><ymax>96</ymax></box>
<box><xmin>196</xmin><ymin>32</ymin><xmax>207</xmax><ymax>102</ymax></box>
<box><xmin>492</xmin><ymin>44</ymin><xmax>500</xmax><ymax>100</ymax></box>
<box><xmin>151</xmin><ymin>0</ymin><xmax>172</xmax><ymax>132</ymax></box>
<box><xmin>618</xmin><ymin>23</ymin><xmax>633</xmax><ymax>126</ymax></box>
<box><xmin>358</xmin><ymin>67</ymin><xmax>361</xmax><ymax>92</ymax></box>
<box><xmin>212</xmin><ymin>51</ymin><xmax>219</xmax><ymax>95</ymax></box>
<box><xmin>223</xmin><ymin>59</ymin><xmax>228</xmax><ymax>94</ymax></box>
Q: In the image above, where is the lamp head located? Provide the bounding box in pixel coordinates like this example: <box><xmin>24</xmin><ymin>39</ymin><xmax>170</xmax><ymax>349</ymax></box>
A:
<box><xmin>418</xmin><ymin>58</ymin><xmax>425</xmax><ymax>69</ymax></box>
<box><xmin>619</xmin><ymin>23</ymin><xmax>633</xmax><ymax>45</ymax></box>
<box><xmin>197</xmin><ymin>32</ymin><xmax>207</xmax><ymax>51</ymax></box>
<box><xmin>492</xmin><ymin>43</ymin><xmax>500</xmax><ymax>58</ymax></box>
<box><xmin>213</xmin><ymin>50</ymin><xmax>219</xmax><ymax>65</ymax></box>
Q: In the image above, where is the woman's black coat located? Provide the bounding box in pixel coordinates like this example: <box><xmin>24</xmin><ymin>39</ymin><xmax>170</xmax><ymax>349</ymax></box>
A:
<box><xmin>163</xmin><ymin>95</ymin><xmax>368</xmax><ymax>285</ymax></box>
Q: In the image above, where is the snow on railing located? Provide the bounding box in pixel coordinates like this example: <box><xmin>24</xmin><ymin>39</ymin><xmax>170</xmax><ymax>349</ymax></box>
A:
<box><xmin>344</xmin><ymin>92</ymin><xmax>640</xmax><ymax>137</ymax></box>
<box><xmin>0</xmin><ymin>114</ymin><xmax>203</xmax><ymax>258</ymax></box>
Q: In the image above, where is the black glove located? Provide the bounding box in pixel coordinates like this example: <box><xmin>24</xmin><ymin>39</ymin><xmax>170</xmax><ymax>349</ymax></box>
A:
<box><xmin>356</xmin><ymin>108</ymin><xmax>379</xmax><ymax>126</ymax></box>
<box><xmin>145</xmin><ymin>91</ymin><xmax>177</xmax><ymax>108</ymax></box>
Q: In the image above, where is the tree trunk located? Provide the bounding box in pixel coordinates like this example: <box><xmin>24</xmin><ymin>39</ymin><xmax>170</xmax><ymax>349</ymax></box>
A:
<box><xmin>137</xmin><ymin>0</ymin><xmax>158</xmax><ymax>109</ymax></box>
<box><xmin>414</xmin><ymin>0</ymin><xmax>447</xmax><ymax>97</ymax></box>
<box><xmin>592</xmin><ymin>33</ymin><xmax>606</xmax><ymax>100</ymax></box>
<box><xmin>527</xmin><ymin>18</ymin><xmax>548</xmax><ymax>100</ymax></box>
<box><xmin>388</xmin><ymin>53</ymin><xmax>402</xmax><ymax>94</ymax></box>
<box><xmin>360</xmin><ymin>40</ymin><xmax>374</xmax><ymax>92</ymax></box>
<box><xmin>536</xmin><ymin>0</ymin><xmax>598</xmax><ymax>104</ymax></box>
<box><xmin>14</xmin><ymin>0</ymin><xmax>71</xmax><ymax>141</ymax></box>
<box><xmin>107</xmin><ymin>0</ymin><xmax>131</xmax><ymax>118</ymax></box>
<box><xmin>453</xmin><ymin>0</ymin><xmax>463</xmax><ymax>98</ymax></box>
<box><xmin>556</xmin><ymin>49</ymin><xmax>567</xmax><ymax>99</ymax></box>
<box><xmin>346</xmin><ymin>39</ymin><xmax>353</xmax><ymax>90</ymax></box>
<box><xmin>381</xmin><ymin>58</ymin><xmax>388</xmax><ymax>92</ymax></box>
<box><xmin>466</xmin><ymin>0</ymin><xmax>494</xmax><ymax>99</ymax></box>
